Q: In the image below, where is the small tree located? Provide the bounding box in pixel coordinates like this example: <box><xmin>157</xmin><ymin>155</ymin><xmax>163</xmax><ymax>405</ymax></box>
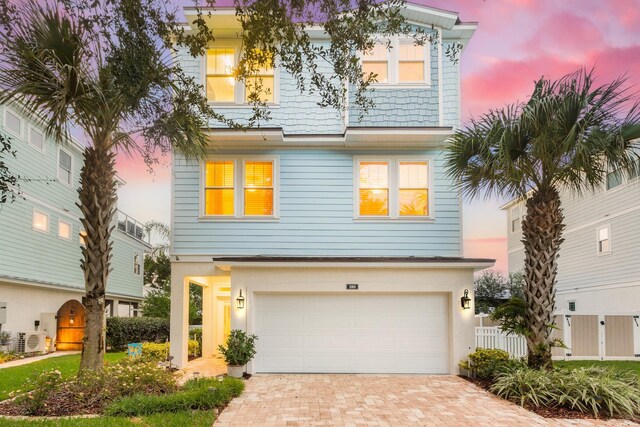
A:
<box><xmin>474</xmin><ymin>271</ymin><xmax>509</xmax><ymax>314</ymax></box>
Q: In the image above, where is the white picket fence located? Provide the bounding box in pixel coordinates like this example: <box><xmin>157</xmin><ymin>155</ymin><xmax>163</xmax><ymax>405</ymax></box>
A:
<box><xmin>475</xmin><ymin>326</ymin><xmax>527</xmax><ymax>358</ymax></box>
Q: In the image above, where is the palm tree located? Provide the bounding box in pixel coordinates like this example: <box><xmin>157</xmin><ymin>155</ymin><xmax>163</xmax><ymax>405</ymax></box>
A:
<box><xmin>445</xmin><ymin>69</ymin><xmax>640</xmax><ymax>369</ymax></box>
<box><xmin>0</xmin><ymin>3</ymin><xmax>213</xmax><ymax>371</ymax></box>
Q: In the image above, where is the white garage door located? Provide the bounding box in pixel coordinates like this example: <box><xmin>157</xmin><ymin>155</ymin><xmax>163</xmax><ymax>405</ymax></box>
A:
<box><xmin>254</xmin><ymin>293</ymin><xmax>449</xmax><ymax>374</ymax></box>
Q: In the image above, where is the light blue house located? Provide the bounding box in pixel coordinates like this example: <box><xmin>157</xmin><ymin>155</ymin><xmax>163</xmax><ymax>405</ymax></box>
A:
<box><xmin>170</xmin><ymin>3</ymin><xmax>492</xmax><ymax>374</ymax></box>
<box><xmin>0</xmin><ymin>104</ymin><xmax>151</xmax><ymax>351</ymax></box>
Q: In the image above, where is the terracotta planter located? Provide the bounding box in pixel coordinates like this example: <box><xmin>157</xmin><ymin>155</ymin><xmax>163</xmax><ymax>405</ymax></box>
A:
<box><xmin>227</xmin><ymin>365</ymin><xmax>245</xmax><ymax>378</ymax></box>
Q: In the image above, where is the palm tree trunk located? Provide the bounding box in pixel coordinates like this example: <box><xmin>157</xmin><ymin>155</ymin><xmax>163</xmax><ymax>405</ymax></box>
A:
<box><xmin>521</xmin><ymin>187</ymin><xmax>564</xmax><ymax>369</ymax></box>
<box><xmin>78</xmin><ymin>146</ymin><xmax>117</xmax><ymax>371</ymax></box>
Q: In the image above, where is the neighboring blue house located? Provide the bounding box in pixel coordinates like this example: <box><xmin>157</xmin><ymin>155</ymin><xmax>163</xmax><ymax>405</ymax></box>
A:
<box><xmin>170</xmin><ymin>3</ymin><xmax>492</xmax><ymax>374</ymax></box>
<box><xmin>0</xmin><ymin>104</ymin><xmax>151</xmax><ymax>351</ymax></box>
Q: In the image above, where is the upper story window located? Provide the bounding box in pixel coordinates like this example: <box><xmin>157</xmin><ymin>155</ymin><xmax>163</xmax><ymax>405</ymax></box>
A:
<box><xmin>206</xmin><ymin>48</ymin><xmax>276</xmax><ymax>104</ymax></box>
<box><xmin>4</xmin><ymin>109</ymin><xmax>22</xmax><ymax>137</ymax></box>
<box><xmin>597</xmin><ymin>225</ymin><xmax>611</xmax><ymax>255</ymax></box>
<box><xmin>133</xmin><ymin>253</ymin><xmax>141</xmax><ymax>275</ymax></box>
<box><xmin>361</xmin><ymin>38</ymin><xmax>430</xmax><ymax>86</ymax></box>
<box><xmin>33</xmin><ymin>210</ymin><xmax>49</xmax><ymax>233</ymax></box>
<box><xmin>356</xmin><ymin>158</ymin><xmax>430</xmax><ymax>219</ymax></box>
<box><xmin>28</xmin><ymin>127</ymin><xmax>45</xmax><ymax>151</ymax></box>
<box><xmin>606</xmin><ymin>162</ymin><xmax>639</xmax><ymax>190</ymax></box>
<box><xmin>58</xmin><ymin>149</ymin><xmax>73</xmax><ymax>185</ymax></box>
<box><xmin>203</xmin><ymin>158</ymin><xmax>278</xmax><ymax>219</ymax></box>
<box><xmin>58</xmin><ymin>219</ymin><xmax>72</xmax><ymax>240</ymax></box>
<box><xmin>568</xmin><ymin>301</ymin><xmax>576</xmax><ymax>312</ymax></box>
<box><xmin>511</xmin><ymin>206</ymin><xmax>521</xmax><ymax>233</ymax></box>
<box><xmin>79</xmin><ymin>230</ymin><xmax>87</xmax><ymax>246</ymax></box>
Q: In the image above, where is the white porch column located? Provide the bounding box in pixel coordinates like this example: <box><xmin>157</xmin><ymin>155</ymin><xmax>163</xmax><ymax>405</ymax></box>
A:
<box><xmin>201</xmin><ymin>284</ymin><xmax>215</xmax><ymax>357</ymax></box>
<box><xmin>170</xmin><ymin>267</ymin><xmax>189</xmax><ymax>369</ymax></box>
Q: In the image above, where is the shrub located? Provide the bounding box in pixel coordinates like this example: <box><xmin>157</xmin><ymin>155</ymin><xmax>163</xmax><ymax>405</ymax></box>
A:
<box><xmin>141</xmin><ymin>340</ymin><xmax>200</xmax><ymax>361</ymax></box>
<box><xmin>105</xmin><ymin>377</ymin><xmax>245</xmax><ymax>417</ymax></box>
<box><xmin>106</xmin><ymin>317</ymin><xmax>170</xmax><ymax>350</ymax></box>
<box><xmin>459</xmin><ymin>348</ymin><xmax>515</xmax><ymax>380</ymax></box>
<box><xmin>0</xmin><ymin>351</ymin><xmax>20</xmax><ymax>364</ymax></box>
<box><xmin>491</xmin><ymin>367</ymin><xmax>640</xmax><ymax>418</ymax></box>
<box><xmin>14</xmin><ymin>369</ymin><xmax>63</xmax><ymax>415</ymax></box>
<box><xmin>218</xmin><ymin>329</ymin><xmax>257</xmax><ymax>366</ymax></box>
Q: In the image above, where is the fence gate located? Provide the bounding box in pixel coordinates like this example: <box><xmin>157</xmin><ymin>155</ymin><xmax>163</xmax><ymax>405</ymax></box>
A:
<box><xmin>56</xmin><ymin>300</ymin><xmax>86</xmax><ymax>351</ymax></box>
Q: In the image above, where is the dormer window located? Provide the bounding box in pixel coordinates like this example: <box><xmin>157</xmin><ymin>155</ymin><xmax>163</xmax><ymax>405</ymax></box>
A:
<box><xmin>361</xmin><ymin>37</ymin><xmax>430</xmax><ymax>86</ymax></box>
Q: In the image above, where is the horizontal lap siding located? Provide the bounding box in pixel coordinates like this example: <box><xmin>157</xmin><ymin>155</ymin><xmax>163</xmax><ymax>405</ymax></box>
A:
<box><xmin>172</xmin><ymin>149</ymin><xmax>462</xmax><ymax>256</ymax></box>
<box><xmin>0</xmin><ymin>107</ymin><xmax>145</xmax><ymax>298</ymax></box>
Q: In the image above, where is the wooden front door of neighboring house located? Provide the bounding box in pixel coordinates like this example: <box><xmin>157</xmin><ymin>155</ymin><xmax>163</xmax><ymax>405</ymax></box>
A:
<box><xmin>56</xmin><ymin>300</ymin><xmax>86</xmax><ymax>351</ymax></box>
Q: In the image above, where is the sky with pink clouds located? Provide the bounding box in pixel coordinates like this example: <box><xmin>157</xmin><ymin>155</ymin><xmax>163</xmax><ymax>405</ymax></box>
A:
<box><xmin>113</xmin><ymin>0</ymin><xmax>640</xmax><ymax>273</ymax></box>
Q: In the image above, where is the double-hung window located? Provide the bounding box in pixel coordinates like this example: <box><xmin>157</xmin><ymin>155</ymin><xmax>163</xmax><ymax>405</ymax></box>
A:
<box><xmin>356</xmin><ymin>158</ymin><xmax>431</xmax><ymax>219</ymax></box>
<box><xmin>29</xmin><ymin>127</ymin><xmax>45</xmax><ymax>151</ymax></box>
<box><xmin>58</xmin><ymin>149</ymin><xmax>73</xmax><ymax>185</ymax></box>
<box><xmin>206</xmin><ymin>47</ymin><xmax>276</xmax><ymax>104</ymax></box>
<box><xmin>203</xmin><ymin>158</ymin><xmax>277</xmax><ymax>218</ymax></box>
<box><xmin>597</xmin><ymin>225</ymin><xmax>611</xmax><ymax>255</ymax></box>
<box><xmin>511</xmin><ymin>206</ymin><xmax>521</xmax><ymax>233</ymax></box>
<box><xmin>361</xmin><ymin>37</ymin><xmax>430</xmax><ymax>86</ymax></box>
<box><xmin>4</xmin><ymin>109</ymin><xmax>21</xmax><ymax>137</ymax></box>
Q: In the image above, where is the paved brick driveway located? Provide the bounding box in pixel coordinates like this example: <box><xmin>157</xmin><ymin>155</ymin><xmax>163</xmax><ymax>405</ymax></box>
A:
<box><xmin>215</xmin><ymin>374</ymin><xmax>638</xmax><ymax>426</ymax></box>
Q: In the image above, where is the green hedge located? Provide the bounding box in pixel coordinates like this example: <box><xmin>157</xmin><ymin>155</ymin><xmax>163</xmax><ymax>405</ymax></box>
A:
<box><xmin>106</xmin><ymin>317</ymin><xmax>170</xmax><ymax>350</ymax></box>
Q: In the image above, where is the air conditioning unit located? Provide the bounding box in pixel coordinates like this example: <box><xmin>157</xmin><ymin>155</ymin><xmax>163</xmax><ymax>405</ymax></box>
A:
<box><xmin>17</xmin><ymin>331</ymin><xmax>46</xmax><ymax>353</ymax></box>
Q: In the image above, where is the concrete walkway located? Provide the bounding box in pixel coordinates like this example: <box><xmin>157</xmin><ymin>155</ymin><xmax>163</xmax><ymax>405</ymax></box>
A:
<box><xmin>215</xmin><ymin>374</ymin><xmax>639</xmax><ymax>426</ymax></box>
<box><xmin>0</xmin><ymin>351</ymin><xmax>80</xmax><ymax>369</ymax></box>
<box><xmin>177</xmin><ymin>356</ymin><xmax>227</xmax><ymax>384</ymax></box>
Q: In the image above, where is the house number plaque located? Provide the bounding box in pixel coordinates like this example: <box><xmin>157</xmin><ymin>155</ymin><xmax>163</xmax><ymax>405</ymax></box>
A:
<box><xmin>346</xmin><ymin>284</ymin><xmax>359</xmax><ymax>290</ymax></box>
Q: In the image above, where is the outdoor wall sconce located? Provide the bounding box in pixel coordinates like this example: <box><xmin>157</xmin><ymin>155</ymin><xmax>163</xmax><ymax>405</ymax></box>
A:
<box><xmin>236</xmin><ymin>289</ymin><xmax>245</xmax><ymax>310</ymax></box>
<box><xmin>460</xmin><ymin>289</ymin><xmax>471</xmax><ymax>309</ymax></box>
<box><xmin>69</xmin><ymin>309</ymin><xmax>75</xmax><ymax>325</ymax></box>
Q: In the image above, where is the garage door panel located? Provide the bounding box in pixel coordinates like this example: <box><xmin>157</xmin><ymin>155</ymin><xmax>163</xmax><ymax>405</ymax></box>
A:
<box><xmin>254</xmin><ymin>293</ymin><xmax>449</xmax><ymax>374</ymax></box>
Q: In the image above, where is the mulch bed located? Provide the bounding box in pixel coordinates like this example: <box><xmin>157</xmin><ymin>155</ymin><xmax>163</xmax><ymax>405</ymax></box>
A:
<box><xmin>460</xmin><ymin>375</ymin><xmax>640</xmax><ymax>423</ymax></box>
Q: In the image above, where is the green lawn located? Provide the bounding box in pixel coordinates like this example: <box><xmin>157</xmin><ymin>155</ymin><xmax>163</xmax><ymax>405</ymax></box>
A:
<box><xmin>0</xmin><ymin>352</ymin><xmax>126</xmax><ymax>401</ymax></box>
<box><xmin>0</xmin><ymin>410</ymin><xmax>215</xmax><ymax>426</ymax></box>
<box><xmin>556</xmin><ymin>360</ymin><xmax>640</xmax><ymax>377</ymax></box>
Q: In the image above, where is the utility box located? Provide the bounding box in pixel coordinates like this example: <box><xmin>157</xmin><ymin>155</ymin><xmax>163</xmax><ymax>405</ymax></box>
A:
<box><xmin>0</xmin><ymin>302</ymin><xmax>6</xmax><ymax>325</ymax></box>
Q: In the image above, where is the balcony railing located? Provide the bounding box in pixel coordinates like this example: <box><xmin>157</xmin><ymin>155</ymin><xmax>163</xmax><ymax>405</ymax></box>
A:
<box><xmin>116</xmin><ymin>210</ymin><xmax>149</xmax><ymax>243</ymax></box>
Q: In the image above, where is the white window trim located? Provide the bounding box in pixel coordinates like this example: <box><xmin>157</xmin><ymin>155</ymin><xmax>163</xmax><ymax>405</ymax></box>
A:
<box><xmin>202</xmin><ymin>42</ymin><xmax>281</xmax><ymax>106</ymax></box>
<box><xmin>199</xmin><ymin>155</ymin><xmax>280</xmax><ymax>221</ymax></box>
<box><xmin>57</xmin><ymin>148</ymin><xmax>74</xmax><ymax>187</ymax></box>
<box><xmin>32</xmin><ymin>208</ymin><xmax>49</xmax><ymax>234</ymax></box>
<box><xmin>596</xmin><ymin>224</ymin><xmax>612</xmax><ymax>256</ymax></box>
<box><xmin>360</xmin><ymin>36</ymin><xmax>432</xmax><ymax>88</ymax></box>
<box><xmin>510</xmin><ymin>206</ymin><xmax>521</xmax><ymax>233</ymax></box>
<box><xmin>353</xmin><ymin>156</ymin><xmax>434</xmax><ymax>221</ymax></box>
<box><xmin>27</xmin><ymin>125</ymin><xmax>46</xmax><ymax>153</ymax></box>
<box><xmin>58</xmin><ymin>219</ymin><xmax>72</xmax><ymax>241</ymax></box>
<box><xmin>3</xmin><ymin>108</ymin><xmax>22</xmax><ymax>139</ymax></box>
<box><xmin>133</xmin><ymin>253</ymin><xmax>142</xmax><ymax>276</ymax></box>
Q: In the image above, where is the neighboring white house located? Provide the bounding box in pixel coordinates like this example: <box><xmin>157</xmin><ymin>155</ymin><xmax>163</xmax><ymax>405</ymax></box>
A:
<box><xmin>169</xmin><ymin>3</ymin><xmax>493</xmax><ymax>374</ymax></box>
<box><xmin>502</xmin><ymin>167</ymin><xmax>640</xmax><ymax>360</ymax></box>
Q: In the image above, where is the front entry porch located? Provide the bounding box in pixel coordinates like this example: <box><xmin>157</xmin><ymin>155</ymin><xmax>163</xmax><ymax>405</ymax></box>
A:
<box><xmin>170</xmin><ymin>262</ymin><xmax>233</xmax><ymax>368</ymax></box>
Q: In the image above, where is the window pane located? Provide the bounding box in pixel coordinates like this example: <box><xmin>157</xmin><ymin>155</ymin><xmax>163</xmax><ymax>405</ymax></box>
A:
<box><xmin>363</xmin><ymin>43</ymin><xmax>388</xmax><ymax>60</ymax></box>
<box><xmin>399</xmin><ymin>189</ymin><xmax>428</xmax><ymax>216</ymax></box>
<box><xmin>207</xmin><ymin>48</ymin><xmax>235</xmax><ymax>75</ymax></box>
<box><xmin>399</xmin><ymin>61</ymin><xmax>425</xmax><ymax>82</ymax></box>
<box><xmin>359</xmin><ymin>189</ymin><xmax>389</xmax><ymax>216</ymax></box>
<box><xmin>359</xmin><ymin>162</ymin><xmax>388</xmax><ymax>188</ymax></box>
<box><xmin>399</xmin><ymin>162</ymin><xmax>428</xmax><ymax>188</ymax></box>
<box><xmin>245</xmin><ymin>161</ymin><xmax>273</xmax><ymax>187</ymax></box>
<box><xmin>362</xmin><ymin>61</ymin><xmax>388</xmax><ymax>83</ymax></box>
<box><xmin>206</xmin><ymin>76</ymin><xmax>235</xmax><ymax>102</ymax></box>
<box><xmin>59</xmin><ymin>150</ymin><xmax>72</xmax><ymax>170</ymax></box>
<box><xmin>399</xmin><ymin>42</ymin><xmax>424</xmax><ymax>60</ymax></box>
<box><xmin>5</xmin><ymin>111</ymin><xmax>20</xmax><ymax>135</ymax></box>
<box><xmin>30</xmin><ymin>128</ymin><xmax>44</xmax><ymax>150</ymax></box>
<box><xmin>58</xmin><ymin>221</ymin><xmax>71</xmax><ymax>239</ymax></box>
<box><xmin>598</xmin><ymin>227</ymin><xmax>609</xmax><ymax>241</ymax></box>
<box><xmin>599</xmin><ymin>239</ymin><xmax>610</xmax><ymax>253</ymax></box>
<box><xmin>205</xmin><ymin>161</ymin><xmax>234</xmax><ymax>187</ymax></box>
<box><xmin>245</xmin><ymin>76</ymin><xmax>275</xmax><ymax>102</ymax></box>
<box><xmin>205</xmin><ymin>189</ymin><xmax>234</xmax><ymax>215</ymax></box>
<box><xmin>244</xmin><ymin>189</ymin><xmax>273</xmax><ymax>216</ymax></box>
<box><xmin>33</xmin><ymin>211</ymin><xmax>48</xmax><ymax>232</ymax></box>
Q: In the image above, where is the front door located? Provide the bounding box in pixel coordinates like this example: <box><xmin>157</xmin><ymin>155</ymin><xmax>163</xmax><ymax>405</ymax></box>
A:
<box><xmin>56</xmin><ymin>300</ymin><xmax>86</xmax><ymax>351</ymax></box>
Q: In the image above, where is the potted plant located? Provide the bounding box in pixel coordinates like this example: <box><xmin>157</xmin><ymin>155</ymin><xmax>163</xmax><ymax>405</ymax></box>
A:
<box><xmin>0</xmin><ymin>331</ymin><xmax>11</xmax><ymax>353</ymax></box>
<box><xmin>218</xmin><ymin>329</ymin><xmax>257</xmax><ymax>378</ymax></box>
